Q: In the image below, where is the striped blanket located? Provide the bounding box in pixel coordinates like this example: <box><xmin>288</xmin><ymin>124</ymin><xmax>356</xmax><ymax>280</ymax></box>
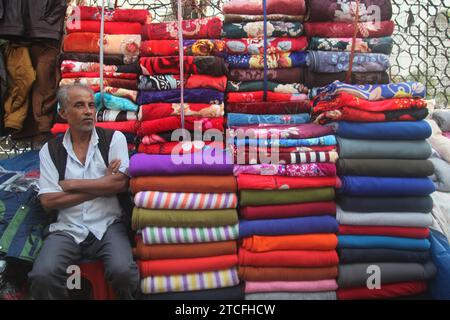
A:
<box><xmin>141</xmin><ymin>224</ymin><xmax>239</xmax><ymax>244</ymax></box>
<box><xmin>134</xmin><ymin>191</ymin><xmax>238</xmax><ymax>209</ymax></box>
<box><xmin>141</xmin><ymin>267</ymin><xmax>240</xmax><ymax>294</ymax></box>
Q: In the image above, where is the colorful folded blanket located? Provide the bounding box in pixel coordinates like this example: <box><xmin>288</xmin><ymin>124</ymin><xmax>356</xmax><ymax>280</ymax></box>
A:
<box><xmin>242</xmin><ymin>234</ymin><xmax>338</xmax><ymax>252</ymax></box>
<box><xmin>60</xmin><ymin>60</ymin><xmax>140</xmax><ymax>74</ymax></box>
<box><xmin>338</xmin><ymin>248</ymin><xmax>431</xmax><ymax>264</ymax></box>
<box><xmin>337</xmin><ymin>209</ymin><xmax>433</xmax><ymax>228</ymax></box>
<box><xmin>308</xmin><ymin>0</ymin><xmax>392</xmax><ymax>22</ymax></box>
<box><xmin>137</xmin><ymin>141</ymin><xmax>223</xmax><ymax>155</ymax></box>
<box><xmin>228</xmin><ymin>123</ymin><xmax>333</xmax><ymax>139</ymax></box>
<box><xmin>138</xmin><ymin>103</ymin><xmax>224</xmax><ymax>121</ymax></box>
<box><xmin>137</xmin><ymin>89</ymin><xmax>224</xmax><ymax>105</ymax></box>
<box><xmin>245</xmin><ymin>291</ymin><xmax>337</xmax><ymax>300</ymax></box>
<box><xmin>337</xmin><ymin>281</ymin><xmax>428</xmax><ymax>300</ymax></box>
<box><xmin>133</xmin><ymin>238</ymin><xmax>237</xmax><ymax>260</ymax></box>
<box><xmin>61</xmin><ymin>72</ymin><xmax>138</xmax><ymax>80</ymax></box>
<box><xmin>68</xmin><ymin>6</ymin><xmax>150</xmax><ymax>23</ymax></box>
<box><xmin>238</xmin><ymin>175</ymin><xmax>338</xmax><ymax>190</ymax></box>
<box><xmin>239</xmin><ymin>266</ymin><xmax>338</xmax><ymax>282</ymax></box>
<box><xmin>59</xmin><ymin>77</ymin><xmax>137</xmax><ymax>90</ymax></box>
<box><xmin>227</xmin><ymin>113</ymin><xmax>310</xmax><ymax>126</ymax></box>
<box><xmin>138</xmin><ymin>255</ymin><xmax>239</xmax><ymax>277</ymax></box>
<box><xmin>227</xmin><ymin>92</ymin><xmax>309</xmax><ymax>103</ymax></box>
<box><xmin>239</xmin><ymin>215</ymin><xmax>338</xmax><ymax>238</ymax></box>
<box><xmin>337</xmin><ymin>159</ymin><xmax>435</xmax><ymax>177</ymax></box>
<box><xmin>140</xmin><ymin>39</ymin><xmax>226</xmax><ymax>56</ymax></box>
<box><xmin>308</xmin><ymin>37</ymin><xmax>393</xmax><ymax>55</ymax></box>
<box><xmin>136</xmin><ymin>116</ymin><xmax>224</xmax><ymax>135</ymax></box>
<box><xmin>96</xmin><ymin>109</ymin><xmax>137</xmax><ymax>122</ymax></box>
<box><xmin>233</xmin><ymin>163</ymin><xmax>337</xmax><ymax>177</ymax></box>
<box><xmin>138</xmin><ymin>75</ymin><xmax>227</xmax><ymax>92</ymax></box>
<box><xmin>337</xmin><ymin>235</ymin><xmax>431</xmax><ymax>251</ymax></box>
<box><xmin>134</xmin><ymin>191</ymin><xmax>237</xmax><ymax>210</ymax></box>
<box><xmin>313</xmin><ymin>107</ymin><xmax>428</xmax><ymax>124</ymax></box>
<box><xmin>245</xmin><ymin>280</ymin><xmax>338</xmax><ymax>293</ymax></box>
<box><xmin>304</xmin><ymin>21</ymin><xmax>395</xmax><ymax>38</ymax></box>
<box><xmin>338</xmin><ymin>225</ymin><xmax>430</xmax><ymax>239</ymax></box>
<box><xmin>228</xmin><ymin>67</ymin><xmax>305</xmax><ymax>83</ymax></box>
<box><xmin>130</xmin><ymin>176</ymin><xmax>237</xmax><ymax>194</ymax></box>
<box><xmin>142</xmin><ymin>17</ymin><xmax>222</xmax><ymax>40</ymax></box>
<box><xmin>139</xmin><ymin>56</ymin><xmax>227</xmax><ymax>76</ymax></box>
<box><xmin>63</xmin><ymin>33</ymin><xmax>141</xmax><ymax>63</ymax></box>
<box><xmin>227</xmin><ymin>101</ymin><xmax>310</xmax><ymax>115</ymax></box>
<box><xmin>233</xmin><ymin>150</ymin><xmax>339</xmax><ymax>165</ymax></box>
<box><xmin>141</xmin><ymin>267</ymin><xmax>239</xmax><ymax>294</ymax></box>
<box><xmin>316</xmin><ymin>81</ymin><xmax>426</xmax><ymax>100</ymax></box>
<box><xmin>304</xmin><ymin>69</ymin><xmax>390</xmax><ymax>88</ymax></box>
<box><xmin>241</xmin><ymin>201</ymin><xmax>336</xmax><ymax>220</ymax></box>
<box><xmin>331</xmin><ymin>120</ymin><xmax>431</xmax><ymax>140</ymax></box>
<box><xmin>66</xmin><ymin>20</ymin><xmax>142</xmax><ymax>34</ymax></box>
<box><xmin>232</xmin><ymin>136</ymin><xmax>337</xmax><ymax>148</ymax></box>
<box><xmin>223</xmin><ymin>0</ymin><xmax>306</xmax><ymax>15</ymax></box>
<box><xmin>338</xmin><ymin>195</ymin><xmax>433</xmax><ymax>213</ymax></box>
<box><xmin>307</xmin><ymin>52</ymin><xmax>391</xmax><ymax>73</ymax></box>
<box><xmin>141</xmin><ymin>224</ymin><xmax>239</xmax><ymax>245</ymax></box>
<box><xmin>222</xmin><ymin>21</ymin><xmax>304</xmax><ymax>38</ymax></box>
<box><xmin>239</xmin><ymin>248</ymin><xmax>339</xmax><ymax>267</ymax></box>
<box><xmin>224</xmin><ymin>37</ymin><xmax>308</xmax><ymax>55</ymax></box>
<box><xmin>94</xmin><ymin>93</ymin><xmax>138</xmax><ymax>112</ymax></box>
<box><xmin>227</xmin><ymin>81</ymin><xmax>308</xmax><ymax>94</ymax></box>
<box><xmin>224</xmin><ymin>14</ymin><xmax>305</xmax><ymax>23</ymax></box>
<box><xmin>51</xmin><ymin>121</ymin><xmax>137</xmax><ymax>135</ymax></box>
<box><xmin>129</xmin><ymin>151</ymin><xmax>233</xmax><ymax>177</ymax></box>
<box><xmin>226</xmin><ymin>52</ymin><xmax>307</xmax><ymax>69</ymax></box>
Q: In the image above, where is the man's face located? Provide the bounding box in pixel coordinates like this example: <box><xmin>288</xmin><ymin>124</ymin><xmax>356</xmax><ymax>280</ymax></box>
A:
<box><xmin>59</xmin><ymin>88</ymin><xmax>96</xmax><ymax>133</ymax></box>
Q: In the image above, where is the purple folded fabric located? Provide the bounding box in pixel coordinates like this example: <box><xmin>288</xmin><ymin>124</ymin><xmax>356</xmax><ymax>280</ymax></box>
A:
<box><xmin>129</xmin><ymin>150</ymin><xmax>234</xmax><ymax>177</ymax></box>
<box><xmin>245</xmin><ymin>279</ymin><xmax>338</xmax><ymax>293</ymax></box>
<box><xmin>137</xmin><ymin>88</ymin><xmax>224</xmax><ymax>104</ymax></box>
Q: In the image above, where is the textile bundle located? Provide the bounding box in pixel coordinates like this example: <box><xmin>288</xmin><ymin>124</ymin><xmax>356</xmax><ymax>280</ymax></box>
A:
<box><xmin>312</xmin><ymin>80</ymin><xmax>437</xmax><ymax>300</ymax></box>
<box><xmin>305</xmin><ymin>0</ymin><xmax>395</xmax><ymax>88</ymax></box>
<box><xmin>53</xmin><ymin>6</ymin><xmax>148</xmax><ymax>150</ymax></box>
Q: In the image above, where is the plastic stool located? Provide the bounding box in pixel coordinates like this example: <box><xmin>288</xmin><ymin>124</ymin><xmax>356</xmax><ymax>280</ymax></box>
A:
<box><xmin>78</xmin><ymin>260</ymin><xmax>116</xmax><ymax>300</ymax></box>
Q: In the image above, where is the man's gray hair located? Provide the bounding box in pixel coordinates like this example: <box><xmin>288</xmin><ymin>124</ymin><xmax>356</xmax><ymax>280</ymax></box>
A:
<box><xmin>57</xmin><ymin>84</ymin><xmax>95</xmax><ymax>111</ymax></box>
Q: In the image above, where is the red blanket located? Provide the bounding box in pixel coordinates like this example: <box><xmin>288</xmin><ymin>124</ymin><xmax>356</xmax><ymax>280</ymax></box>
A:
<box><xmin>138</xmin><ymin>141</ymin><xmax>224</xmax><ymax>155</ymax></box>
<box><xmin>305</xmin><ymin>21</ymin><xmax>395</xmax><ymax>38</ymax></box>
<box><xmin>142</xmin><ymin>17</ymin><xmax>222</xmax><ymax>40</ymax></box>
<box><xmin>139</xmin><ymin>56</ymin><xmax>227</xmax><ymax>76</ymax></box>
<box><xmin>139</xmin><ymin>103</ymin><xmax>224</xmax><ymax>121</ymax></box>
<box><xmin>137</xmin><ymin>117</ymin><xmax>224</xmax><ymax>136</ymax></box>
<box><xmin>140</xmin><ymin>39</ymin><xmax>226</xmax><ymax>57</ymax></box>
<box><xmin>51</xmin><ymin>121</ymin><xmax>137</xmax><ymax>135</ymax></box>
<box><xmin>59</xmin><ymin>78</ymin><xmax>138</xmax><ymax>90</ymax></box>
<box><xmin>226</xmin><ymin>101</ymin><xmax>310</xmax><ymax>114</ymax></box>
<box><xmin>238</xmin><ymin>175</ymin><xmax>338</xmax><ymax>190</ymax></box>
<box><xmin>313</xmin><ymin>107</ymin><xmax>429</xmax><ymax>124</ymax></box>
<box><xmin>241</xmin><ymin>201</ymin><xmax>337</xmax><ymax>220</ymax></box>
<box><xmin>337</xmin><ymin>281</ymin><xmax>427</xmax><ymax>300</ymax></box>
<box><xmin>66</xmin><ymin>20</ymin><xmax>142</xmax><ymax>34</ymax></box>
<box><xmin>238</xmin><ymin>249</ymin><xmax>339</xmax><ymax>267</ymax></box>
<box><xmin>69</xmin><ymin>6</ymin><xmax>150</xmax><ymax>24</ymax></box>
<box><xmin>62</xmin><ymin>72</ymin><xmax>138</xmax><ymax>80</ymax></box>
<box><xmin>138</xmin><ymin>254</ymin><xmax>238</xmax><ymax>277</ymax></box>
<box><xmin>312</xmin><ymin>93</ymin><xmax>427</xmax><ymax>113</ymax></box>
<box><xmin>223</xmin><ymin>0</ymin><xmax>306</xmax><ymax>15</ymax></box>
<box><xmin>227</xmin><ymin>92</ymin><xmax>309</xmax><ymax>103</ymax></box>
<box><xmin>338</xmin><ymin>225</ymin><xmax>430</xmax><ymax>239</ymax></box>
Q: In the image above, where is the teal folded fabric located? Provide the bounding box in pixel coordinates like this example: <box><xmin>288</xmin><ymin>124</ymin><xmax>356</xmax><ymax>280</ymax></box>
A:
<box><xmin>338</xmin><ymin>235</ymin><xmax>431</xmax><ymax>251</ymax></box>
<box><xmin>95</xmin><ymin>93</ymin><xmax>138</xmax><ymax>112</ymax></box>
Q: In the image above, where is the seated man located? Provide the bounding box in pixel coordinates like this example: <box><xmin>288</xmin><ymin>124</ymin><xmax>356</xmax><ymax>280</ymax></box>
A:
<box><xmin>28</xmin><ymin>84</ymin><xmax>139</xmax><ymax>299</ymax></box>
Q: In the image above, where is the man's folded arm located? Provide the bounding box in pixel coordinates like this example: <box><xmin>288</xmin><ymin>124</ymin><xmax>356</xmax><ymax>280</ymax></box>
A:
<box><xmin>39</xmin><ymin>192</ymin><xmax>97</xmax><ymax>211</ymax></box>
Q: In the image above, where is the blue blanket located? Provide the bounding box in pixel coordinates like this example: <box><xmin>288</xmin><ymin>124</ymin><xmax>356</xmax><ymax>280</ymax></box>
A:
<box><xmin>331</xmin><ymin>121</ymin><xmax>431</xmax><ymax>140</ymax></box>
<box><xmin>239</xmin><ymin>215</ymin><xmax>338</xmax><ymax>238</ymax></box>
<box><xmin>227</xmin><ymin>113</ymin><xmax>311</xmax><ymax>126</ymax></box>
<box><xmin>339</xmin><ymin>176</ymin><xmax>436</xmax><ymax>196</ymax></box>
<box><xmin>338</xmin><ymin>235</ymin><xmax>431</xmax><ymax>251</ymax></box>
<box><xmin>233</xmin><ymin>135</ymin><xmax>336</xmax><ymax>147</ymax></box>
<box><xmin>95</xmin><ymin>93</ymin><xmax>138</xmax><ymax>112</ymax></box>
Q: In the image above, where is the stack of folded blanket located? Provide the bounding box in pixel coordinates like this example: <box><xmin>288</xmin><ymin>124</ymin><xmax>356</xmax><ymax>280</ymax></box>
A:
<box><xmin>231</xmin><ymin>123</ymin><xmax>341</xmax><ymax>300</ymax></box>
<box><xmin>312</xmin><ymin>81</ymin><xmax>437</xmax><ymax>300</ymax></box>
<box><xmin>222</xmin><ymin>0</ymin><xmax>310</xmax><ymax>108</ymax></box>
<box><xmin>136</xmin><ymin>17</ymin><xmax>227</xmax><ymax>153</ymax></box>
<box><xmin>129</xmin><ymin>150</ymin><xmax>244</xmax><ymax>299</ymax></box>
<box><xmin>304</xmin><ymin>0</ymin><xmax>394</xmax><ymax>87</ymax></box>
<box><xmin>53</xmin><ymin>6</ymin><xmax>148</xmax><ymax>148</ymax></box>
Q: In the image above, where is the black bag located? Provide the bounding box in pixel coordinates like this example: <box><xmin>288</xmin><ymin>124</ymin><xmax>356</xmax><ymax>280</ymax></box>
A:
<box><xmin>46</xmin><ymin>127</ymin><xmax>134</xmax><ymax>243</ymax></box>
